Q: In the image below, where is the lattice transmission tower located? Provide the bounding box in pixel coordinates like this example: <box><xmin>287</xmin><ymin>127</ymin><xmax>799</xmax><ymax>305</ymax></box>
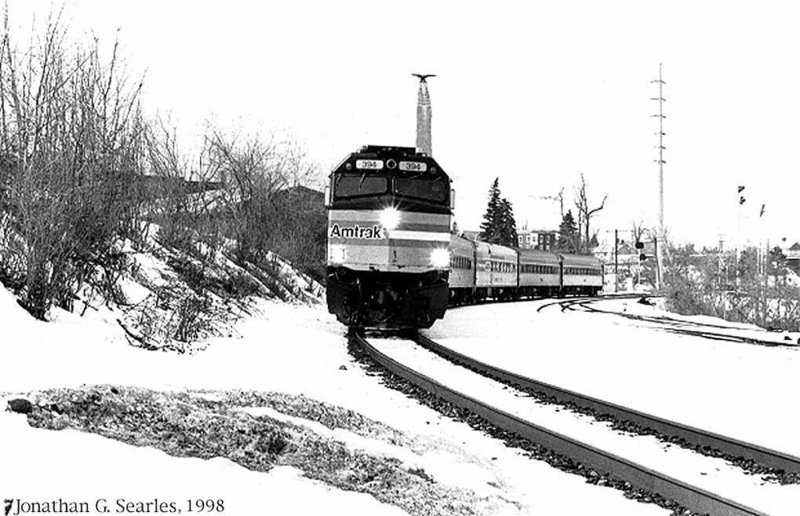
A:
<box><xmin>651</xmin><ymin>63</ymin><xmax>666</xmax><ymax>235</ymax></box>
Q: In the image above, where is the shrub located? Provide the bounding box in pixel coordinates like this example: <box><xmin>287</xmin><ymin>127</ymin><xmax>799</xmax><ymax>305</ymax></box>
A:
<box><xmin>0</xmin><ymin>15</ymin><xmax>146</xmax><ymax>318</ymax></box>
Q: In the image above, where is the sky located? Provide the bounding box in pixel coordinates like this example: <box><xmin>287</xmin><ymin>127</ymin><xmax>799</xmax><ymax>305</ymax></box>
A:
<box><xmin>7</xmin><ymin>0</ymin><xmax>800</xmax><ymax>248</ymax></box>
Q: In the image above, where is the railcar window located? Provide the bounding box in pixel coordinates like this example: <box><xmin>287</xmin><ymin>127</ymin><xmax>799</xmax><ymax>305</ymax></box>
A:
<box><xmin>394</xmin><ymin>176</ymin><xmax>448</xmax><ymax>203</ymax></box>
<box><xmin>334</xmin><ymin>174</ymin><xmax>388</xmax><ymax>199</ymax></box>
<box><xmin>451</xmin><ymin>256</ymin><xmax>473</xmax><ymax>270</ymax></box>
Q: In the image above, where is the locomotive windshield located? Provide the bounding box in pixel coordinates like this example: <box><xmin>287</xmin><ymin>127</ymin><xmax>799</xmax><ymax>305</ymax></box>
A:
<box><xmin>394</xmin><ymin>175</ymin><xmax>448</xmax><ymax>203</ymax></box>
<box><xmin>334</xmin><ymin>174</ymin><xmax>389</xmax><ymax>199</ymax></box>
<box><xmin>332</xmin><ymin>173</ymin><xmax>449</xmax><ymax>206</ymax></box>
<box><xmin>330</xmin><ymin>148</ymin><xmax>450</xmax><ymax>212</ymax></box>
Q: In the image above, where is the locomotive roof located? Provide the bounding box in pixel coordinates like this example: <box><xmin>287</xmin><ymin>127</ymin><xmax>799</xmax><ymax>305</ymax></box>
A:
<box><xmin>358</xmin><ymin>145</ymin><xmax>420</xmax><ymax>155</ymax></box>
<box><xmin>333</xmin><ymin>145</ymin><xmax>440</xmax><ymax>165</ymax></box>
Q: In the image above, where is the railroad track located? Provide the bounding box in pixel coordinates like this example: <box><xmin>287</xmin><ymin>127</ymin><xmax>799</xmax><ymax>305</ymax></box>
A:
<box><xmin>561</xmin><ymin>298</ymin><xmax>798</xmax><ymax>348</ymax></box>
<box><xmin>534</xmin><ymin>292</ymin><xmax>645</xmax><ymax>313</ymax></box>
<box><xmin>351</xmin><ymin>331</ymin><xmax>797</xmax><ymax>516</ymax></box>
<box><xmin>413</xmin><ymin>333</ymin><xmax>800</xmax><ymax>476</ymax></box>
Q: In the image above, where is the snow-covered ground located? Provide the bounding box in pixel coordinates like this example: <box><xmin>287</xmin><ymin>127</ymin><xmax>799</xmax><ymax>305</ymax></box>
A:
<box><xmin>5</xmin><ymin>282</ymin><xmax>797</xmax><ymax>515</ymax></box>
<box><xmin>428</xmin><ymin>296</ymin><xmax>800</xmax><ymax>457</ymax></box>
<box><xmin>0</xmin><ymin>286</ymin><xmax>672</xmax><ymax>516</ymax></box>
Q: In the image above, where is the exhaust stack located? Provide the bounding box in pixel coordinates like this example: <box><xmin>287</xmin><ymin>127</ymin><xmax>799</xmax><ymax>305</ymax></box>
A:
<box><xmin>412</xmin><ymin>73</ymin><xmax>435</xmax><ymax>156</ymax></box>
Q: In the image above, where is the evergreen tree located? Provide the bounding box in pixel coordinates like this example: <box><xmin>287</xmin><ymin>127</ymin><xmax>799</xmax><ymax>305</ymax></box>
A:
<box><xmin>557</xmin><ymin>210</ymin><xmax>578</xmax><ymax>253</ymax></box>
<box><xmin>479</xmin><ymin>178</ymin><xmax>502</xmax><ymax>243</ymax></box>
<box><xmin>498</xmin><ymin>197</ymin><xmax>519</xmax><ymax>247</ymax></box>
<box><xmin>589</xmin><ymin>232</ymin><xmax>599</xmax><ymax>250</ymax></box>
<box><xmin>479</xmin><ymin>178</ymin><xmax>519</xmax><ymax>247</ymax></box>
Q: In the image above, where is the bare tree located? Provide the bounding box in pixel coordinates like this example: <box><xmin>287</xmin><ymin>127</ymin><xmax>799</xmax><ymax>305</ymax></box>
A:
<box><xmin>630</xmin><ymin>220</ymin><xmax>646</xmax><ymax>245</ymax></box>
<box><xmin>144</xmin><ymin>118</ymin><xmax>225</xmax><ymax>260</ymax></box>
<box><xmin>573</xmin><ymin>172</ymin><xmax>607</xmax><ymax>254</ymax></box>
<box><xmin>206</xmin><ymin>128</ymin><xmax>291</xmax><ymax>263</ymax></box>
<box><xmin>0</xmin><ymin>8</ymin><xmax>147</xmax><ymax>318</ymax></box>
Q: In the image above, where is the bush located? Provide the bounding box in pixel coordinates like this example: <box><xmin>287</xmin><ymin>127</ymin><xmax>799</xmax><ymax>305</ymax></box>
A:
<box><xmin>0</xmin><ymin>16</ymin><xmax>146</xmax><ymax>318</ymax></box>
<box><xmin>0</xmin><ymin>9</ymin><xmax>324</xmax><ymax>326</ymax></box>
<box><xmin>664</xmin><ymin>246</ymin><xmax>800</xmax><ymax>331</ymax></box>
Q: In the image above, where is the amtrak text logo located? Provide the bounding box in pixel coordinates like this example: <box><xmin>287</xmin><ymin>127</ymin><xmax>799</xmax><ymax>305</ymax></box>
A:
<box><xmin>329</xmin><ymin>224</ymin><xmax>386</xmax><ymax>239</ymax></box>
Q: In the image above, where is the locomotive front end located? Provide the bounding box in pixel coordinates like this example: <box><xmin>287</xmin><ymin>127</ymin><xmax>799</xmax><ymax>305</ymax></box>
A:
<box><xmin>326</xmin><ymin>146</ymin><xmax>452</xmax><ymax>329</ymax></box>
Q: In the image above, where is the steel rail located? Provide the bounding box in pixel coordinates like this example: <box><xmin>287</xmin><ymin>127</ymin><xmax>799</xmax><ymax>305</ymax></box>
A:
<box><xmin>415</xmin><ymin>333</ymin><xmax>800</xmax><ymax>476</ymax></box>
<box><xmin>534</xmin><ymin>293</ymin><xmax>645</xmax><ymax>313</ymax></box>
<box><xmin>354</xmin><ymin>332</ymin><xmax>766</xmax><ymax>516</ymax></box>
<box><xmin>570</xmin><ymin>300</ymin><xmax>797</xmax><ymax>348</ymax></box>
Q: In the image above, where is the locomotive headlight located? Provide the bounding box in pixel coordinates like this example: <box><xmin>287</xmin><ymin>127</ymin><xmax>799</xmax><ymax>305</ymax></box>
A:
<box><xmin>329</xmin><ymin>245</ymin><xmax>346</xmax><ymax>264</ymax></box>
<box><xmin>380</xmin><ymin>207</ymin><xmax>400</xmax><ymax>230</ymax></box>
<box><xmin>430</xmin><ymin>248</ymin><xmax>450</xmax><ymax>268</ymax></box>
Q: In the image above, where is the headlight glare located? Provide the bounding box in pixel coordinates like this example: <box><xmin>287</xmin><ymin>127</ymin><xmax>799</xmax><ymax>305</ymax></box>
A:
<box><xmin>380</xmin><ymin>207</ymin><xmax>400</xmax><ymax>230</ymax></box>
<box><xmin>431</xmin><ymin>248</ymin><xmax>450</xmax><ymax>268</ymax></box>
<box><xmin>329</xmin><ymin>245</ymin><xmax>346</xmax><ymax>264</ymax></box>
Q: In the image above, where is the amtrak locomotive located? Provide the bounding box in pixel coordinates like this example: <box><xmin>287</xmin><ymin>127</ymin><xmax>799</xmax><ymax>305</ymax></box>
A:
<box><xmin>325</xmin><ymin>145</ymin><xmax>604</xmax><ymax>329</ymax></box>
<box><xmin>325</xmin><ymin>145</ymin><xmax>452</xmax><ymax>329</ymax></box>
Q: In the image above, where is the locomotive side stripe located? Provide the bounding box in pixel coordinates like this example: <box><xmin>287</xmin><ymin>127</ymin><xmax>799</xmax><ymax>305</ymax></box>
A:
<box><xmin>330</xmin><ymin>239</ymin><xmax>447</xmax><ymax>248</ymax></box>
<box><xmin>329</xmin><ymin>209</ymin><xmax>450</xmax><ymax>224</ymax></box>
<box><xmin>385</xmin><ymin>230</ymin><xmax>451</xmax><ymax>242</ymax></box>
<box><xmin>329</xmin><ymin>221</ymin><xmax>450</xmax><ymax>232</ymax></box>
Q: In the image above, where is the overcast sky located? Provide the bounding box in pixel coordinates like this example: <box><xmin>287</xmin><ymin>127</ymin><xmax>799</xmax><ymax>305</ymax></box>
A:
<box><xmin>9</xmin><ymin>0</ymin><xmax>800</xmax><ymax>248</ymax></box>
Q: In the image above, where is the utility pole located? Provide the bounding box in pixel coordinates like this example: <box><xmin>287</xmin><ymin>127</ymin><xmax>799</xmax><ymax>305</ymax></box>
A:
<box><xmin>651</xmin><ymin>63</ymin><xmax>666</xmax><ymax>290</ymax></box>
<box><xmin>614</xmin><ymin>229</ymin><xmax>619</xmax><ymax>293</ymax></box>
<box><xmin>554</xmin><ymin>187</ymin><xmax>564</xmax><ymax>219</ymax></box>
<box><xmin>527</xmin><ymin>188</ymin><xmax>564</xmax><ymax>227</ymax></box>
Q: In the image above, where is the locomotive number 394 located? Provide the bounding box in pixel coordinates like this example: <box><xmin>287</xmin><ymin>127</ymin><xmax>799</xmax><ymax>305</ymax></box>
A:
<box><xmin>399</xmin><ymin>161</ymin><xmax>428</xmax><ymax>172</ymax></box>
